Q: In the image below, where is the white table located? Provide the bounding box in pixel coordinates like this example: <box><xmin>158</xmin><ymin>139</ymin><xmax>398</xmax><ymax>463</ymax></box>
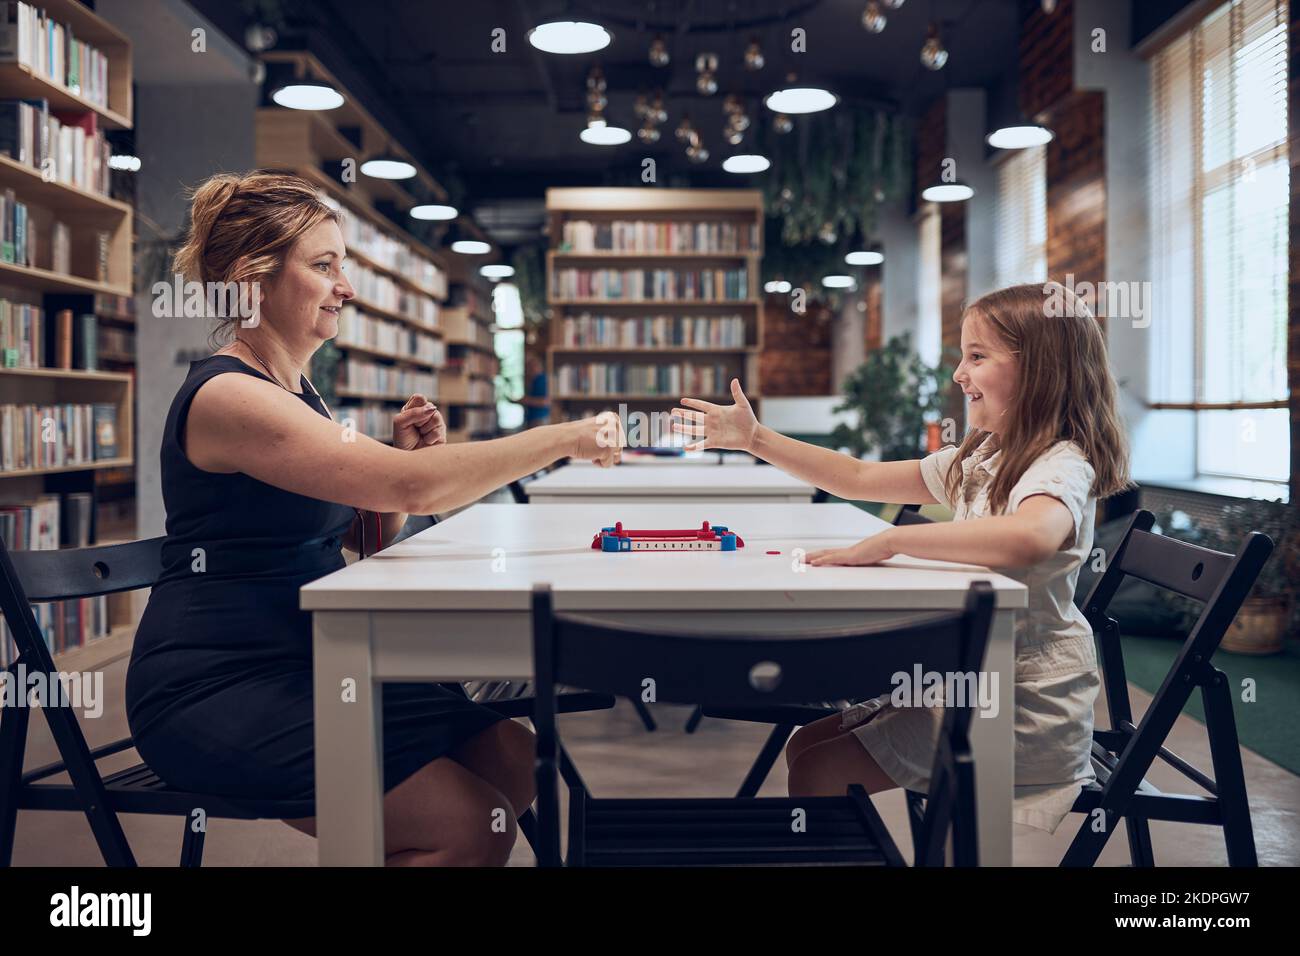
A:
<box><xmin>567</xmin><ymin>450</ymin><xmax>759</xmax><ymax>466</ymax></box>
<box><xmin>303</xmin><ymin>503</ymin><xmax>1025</xmax><ymax>866</ymax></box>
<box><xmin>524</xmin><ymin>463</ymin><xmax>815</xmax><ymax>504</ymax></box>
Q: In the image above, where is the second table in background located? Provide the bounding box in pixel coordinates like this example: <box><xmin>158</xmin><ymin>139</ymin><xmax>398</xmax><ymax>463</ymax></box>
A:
<box><xmin>524</xmin><ymin>462</ymin><xmax>816</xmax><ymax>504</ymax></box>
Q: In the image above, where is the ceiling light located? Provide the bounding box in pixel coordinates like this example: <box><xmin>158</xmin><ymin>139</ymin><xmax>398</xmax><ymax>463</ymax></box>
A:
<box><xmin>271</xmin><ymin>80</ymin><xmax>344</xmax><ymax>111</ymax></box>
<box><xmin>764</xmin><ymin>279</ymin><xmax>793</xmax><ymax>294</ymax></box>
<box><xmin>649</xmin><ymin>34</ymin><xmax>670</xmax><ymax>67</ymax></box>
<box><xmin>451</xmin><ymin>240</ymin><xmax>491</xmax><ymax>255</ymax></box>
<box><xmin>987</xmin><ymin>125</ymin><xmax>1053</xmax><ymax>149</ymax></box>
<box><xmin>862</xmin><ymin>1</ymin><xmax>887</xmax><ymax>33</ymax></box>
<box><xmin>480</xmin><ymin>264</ymin><xmax>515</xmax><ymax>279</ymax></box>
<box><xmin>409</xmin><ymin>204</ymin><xmax>458</xmax><ymax>221</ymax></box>
<box><xmin>360</xmin><ymin>155</ymin><xmax>416</xmax><ymax>179</ymax></box>
<box><xmin>921</xmin><ymin>183</ymin><xmax>974</xmax><ymax>202</ymax></box>
<box><xmin>764</xmin><ymin>86</ymin><xmax>837</xmax><ymax>114</ymax></box>
<box><xmin>920</xmin><ymin>23</ymin><xmax>949</xmax><ymax>71</ymax></box>
<box><xmin>108</xmin><ymin>154</ymin><xmax>141</xmax><ymax>172</ymax></box>
<box><xmin>846</xmin><ymin>250</ymin><xmax>884</xmax><ymax>266</ymax></box>
<box><xmin>822</xmin><ymin>275</ymin><xmax>855</xmax><ymax>289</ymax></box>
<box><xmin>528</xmin><ymin>21</ymin><xmax>611</xmax><ymax>55</ymax></box>
<box><xmin>722</xmin><ymin>154</ymin><xmax>770</xmax><ymax>174</ymax></box>
<box><xmin>580</xmin><ymin>125</ymin><xmax>632</xmax><ymax>145</ymax></box>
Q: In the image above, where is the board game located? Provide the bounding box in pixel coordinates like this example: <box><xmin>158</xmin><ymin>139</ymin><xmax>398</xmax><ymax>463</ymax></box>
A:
<box><xmin>592</xmin><ymin>521</ymin><xmax>745</xmax><ymax>552</ymax></box>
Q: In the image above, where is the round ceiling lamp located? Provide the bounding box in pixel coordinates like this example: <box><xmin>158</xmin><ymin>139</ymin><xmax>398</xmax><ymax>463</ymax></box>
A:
<box><xmin>528</xmin><ymin>21</ymin><xmax>611</xmax><ymax>54</ymax></box>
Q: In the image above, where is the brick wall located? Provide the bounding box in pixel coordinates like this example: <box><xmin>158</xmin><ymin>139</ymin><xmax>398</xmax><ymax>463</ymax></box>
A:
<box><xmin>1019</xmin><ymin>0</ymin><xmax>1074</xmax><ymax>120</ymax></box>
<box><xmin>864</xmin><ymin>273</ymin><xmax>883</xmax><ymax>353</ymax></box>
<box><xmin>760</xmin><ymin>293</ymin><xmax>833</xmax><ymax>395</ymax></box>
<box><xmin>915</xmin><ymin>95</ymin><xmax>969</xmax><ymax>422</ymax></box>
<box><xmin>1045</xmin><ymin>91</ymin><xmax>1107</xmax><ymax>307</ymax></box>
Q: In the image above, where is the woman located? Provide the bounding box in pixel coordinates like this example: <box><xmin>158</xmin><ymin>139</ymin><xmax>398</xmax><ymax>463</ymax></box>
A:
<box><xmin>125</xmin><ymin>171</ymin><xmax>621</xmax><ymax>866</ymax></box>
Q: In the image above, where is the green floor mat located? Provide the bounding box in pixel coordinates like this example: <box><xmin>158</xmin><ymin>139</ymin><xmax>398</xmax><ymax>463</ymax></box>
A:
<box><xmin>1118</xmin><ymin>633</ymin><xmax>1300</xmax><ymax>776</ymax></box>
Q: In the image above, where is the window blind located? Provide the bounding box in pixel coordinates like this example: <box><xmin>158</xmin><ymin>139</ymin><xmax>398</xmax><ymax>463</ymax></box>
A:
<box><xmin>993</xmin><ymin>144</ymin><xmax>1047</xmax><ymax>289</ymax></box>
<box><xmin>1148</xmin><ymin>0</ymin><xmax>1289</xmax><ymax>481</ymax></box>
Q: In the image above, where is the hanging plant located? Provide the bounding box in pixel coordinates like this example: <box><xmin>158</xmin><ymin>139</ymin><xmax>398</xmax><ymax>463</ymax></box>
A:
<box><xmin>510</xmin><ymin>244</ymin><xmax>548</xmax><ymax>332</ymax></box>
<box><xmin>756</xmin><ymin>105</ymin><xmax>911</xmax><ymax>305</ymax></box>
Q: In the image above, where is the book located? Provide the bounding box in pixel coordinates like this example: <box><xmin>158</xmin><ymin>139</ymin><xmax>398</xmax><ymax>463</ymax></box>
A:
<box><xmin>60</xmin><ymin>491</ymin><xmax>92</xmax><ymax>547</ymax></box>
<box><xmin>74</xmin><ymin>312</ymin><xmax>94</xmax><ymax>369</ymax></box>
<box><xmin>50</xmin><ymin>219</ymin><xmax>69</xmax><ymax>273</ymax></box>
<box><xmin>0</xmin><ymin>296</ymin><xmax>41</xmax><ymax>367</ymax></box>
<box><xmin>92</xmin><ymin>402</ymin><xmax>117</xmax><ymax>459</ymax></box>
<box><xmin>51</xmin><ymin>307</ymin><xmax>71</xmax><ymax>367</ymax></box>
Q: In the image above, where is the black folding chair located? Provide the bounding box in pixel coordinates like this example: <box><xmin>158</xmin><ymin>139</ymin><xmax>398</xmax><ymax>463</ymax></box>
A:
<box><xmin>1061</xmin><ymin>509</ymin><xmax>1273</xmax><ymax>867</ymax></box>
<box><xmin>0</xmin><ymin>534</ymin><xmax>611</xmax><ymax>866</ymax></box>
<box><xmin>531</xmin><ymin>579</ymin><xmax>995</xmax><ymax>866</ymax></box>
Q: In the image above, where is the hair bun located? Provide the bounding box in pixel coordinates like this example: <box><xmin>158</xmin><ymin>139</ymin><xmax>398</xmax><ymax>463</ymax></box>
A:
<box><xmin>174</xmin><ymin>174</ymin><xmax>244</xmax><ymax>283</ymax></box>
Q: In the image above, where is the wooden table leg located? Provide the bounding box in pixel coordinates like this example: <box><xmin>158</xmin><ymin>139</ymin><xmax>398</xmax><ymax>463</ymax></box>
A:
<box><xmin>313</xmin><ymin>611</ymin><xmax>385</xmax><ymax>866</ymax></box>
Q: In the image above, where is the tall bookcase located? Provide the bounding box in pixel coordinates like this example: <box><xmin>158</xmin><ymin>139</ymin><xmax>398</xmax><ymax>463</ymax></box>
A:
<box><xmin>0</xmin><ymin>0</ymin><xmax>136</xmax><ymax>669</ymax></box>
<box><xmin>254</xmin><ymin>50</ymin><xmax>495</xmax><ymax>444</ymax></box>
<box><xmin>440</xmin><ymin>255</ymin><xmax>499</xmax><ymax>443</ymax></box>
<box><xmin>545</xmin><ymin>188</ymin><xmax>764</xmax><ymax>437</ymax></box>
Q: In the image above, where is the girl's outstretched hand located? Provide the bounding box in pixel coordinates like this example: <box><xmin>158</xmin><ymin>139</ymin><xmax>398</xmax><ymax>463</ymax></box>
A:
<box><xmin>805</xmin><ymin>532</ymin><xmax>896</xmax><ymax>567</ymax></box>
<box><xmin>671</xmin><ymin>378</ymin><xmax>759</xmax><ymax>452</ymax></box>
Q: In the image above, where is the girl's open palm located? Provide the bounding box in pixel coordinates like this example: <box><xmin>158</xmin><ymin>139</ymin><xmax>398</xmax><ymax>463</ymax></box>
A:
<box><xmin>672</xmin><ymin>378</ymin><xmax>759</xmax><ymax>452</ymax></box>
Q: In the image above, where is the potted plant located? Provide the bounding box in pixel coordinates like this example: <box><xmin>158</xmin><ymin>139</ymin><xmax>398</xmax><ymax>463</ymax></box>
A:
<box><xmin>829</xmin><ymin>332</ymin><xmax>957</xmax><ymax>461</ymax></box>
<box><xmin>1152</xmin><ymin>501</ymin><xmax>1298</xmax><ymax>655</ymax></box>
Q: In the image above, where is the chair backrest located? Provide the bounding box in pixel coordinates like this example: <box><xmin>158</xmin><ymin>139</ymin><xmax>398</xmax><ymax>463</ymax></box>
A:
<box><xmin>0</xmin><ymin>536</ymin><xmax>165</xmax><ymax>868</ymax></box>
<box><xmin>894</xmin><ymin>504</ymin><xmax>931</xmax><ymax>527</ymax></box>
<box><xmin>0</xmin><ymin>536</ymin><xmax>164</xmax><ymax>671</ymax></box>
<box><xmin>1080</xmin><ymin>509</ymin><xmax>1273</xmax><ymax>739</ymax></box>
<box><xmin>509</xmin><ymin>470</ymin><xmax>546</xmax><ymax>503</ymax></box>
<box><xmin>392</xmin><ymin>514</ymin><xmax>438</xmax><ymax>545</ymax></box>
<box><xmin>530</xmin><ymin>580</ymin><xmax>995</xmax><ymax>865</ymax></box>
<box><xmin>1080</xmin><ymin>510</ymin><xmax>1273</xmax><ymax>636</ymax></box>
<box><xmin>532</xmin><ymin>582</ymin><xmax>995</xmax><ymax>716</ymax></box>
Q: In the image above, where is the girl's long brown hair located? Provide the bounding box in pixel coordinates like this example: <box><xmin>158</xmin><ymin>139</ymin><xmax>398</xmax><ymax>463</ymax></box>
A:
<box><xmin>172</xmin><ymin>170</ymin><xmax>341</xmax><ymax>346</ymax></box>
<box><xmin>944</xmin><ymin>281</ymin><xmax>1133</xmax><ymax>514</ymax></box>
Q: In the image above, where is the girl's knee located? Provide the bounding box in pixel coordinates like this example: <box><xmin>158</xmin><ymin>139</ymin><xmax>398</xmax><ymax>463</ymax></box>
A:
<box><xmin>785</xmin><ymin>725</ymin><xmax>816</xmax><ymax>769</ymax></box>
<box><xmin>784</xmin><ymin>715</ymin><xmax>842</xmax><ymax>769</ymax></box>
<box><xmin>787</xmin><ymin>748</ymin><xmax>835</xmax><ymax>797</ymax></box>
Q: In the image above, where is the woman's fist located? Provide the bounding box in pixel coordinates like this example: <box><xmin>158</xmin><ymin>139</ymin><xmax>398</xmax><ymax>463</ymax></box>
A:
<box><xmin>571</xmin><ymin>410</ymin><xmax>625</xmax><ymax>467</ymax></box>
<box><xmin>392</xmin><ymin>394</ymin><xmax>445</xmax><ymax>450</ymax></box>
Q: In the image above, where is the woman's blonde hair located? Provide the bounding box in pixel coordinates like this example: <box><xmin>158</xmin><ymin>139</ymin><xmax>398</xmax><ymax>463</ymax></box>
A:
<box><xmin>944</xmin><ymin>281</ymin><xmax>1134</xmax><ymax>514</ymax></box>
<box><xmin>172</xmin><ymin>170</ymin><xmax>341</xmax><ymax>346</ymax></box>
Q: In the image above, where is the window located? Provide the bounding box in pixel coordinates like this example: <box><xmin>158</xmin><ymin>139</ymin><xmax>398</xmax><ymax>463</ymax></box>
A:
<box><xmin>492</xmin><ymin>283</ymin><xmax>524</xmax><ymax>430</ymax></box>
<box><xmin>1149</xmin><ymin>0</ymin><xmax>1289</xmax><ymax>483</ymax></box>
<box><xmin>993</xmin><ymin>144</ymin><xmax>1047</xmax><ymax>288</ymax></box>
<box><xmin>916</xmin><ymin>204</ymin><xmax>942</xmax><ymax>368</ymax></box>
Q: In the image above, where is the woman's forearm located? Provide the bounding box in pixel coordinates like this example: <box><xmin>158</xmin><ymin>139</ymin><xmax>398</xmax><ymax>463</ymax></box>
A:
<box><xmin>403</xmin><ymin>422</ymin><xmax>577</xmax><ymax>514</ymax></box>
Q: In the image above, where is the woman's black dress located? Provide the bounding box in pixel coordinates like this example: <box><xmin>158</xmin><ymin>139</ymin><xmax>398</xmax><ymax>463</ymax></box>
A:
<box><xmin>125</xmin><ymin>355</ymin><xmax>504</xmax><ymax>813</ymax></box>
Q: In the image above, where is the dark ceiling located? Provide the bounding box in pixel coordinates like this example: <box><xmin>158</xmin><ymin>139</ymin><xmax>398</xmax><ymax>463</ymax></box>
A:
<box><xmin>192</xmin><ymin>1</ymin><xmax>1021</xmax><ymax>207</ymax></box>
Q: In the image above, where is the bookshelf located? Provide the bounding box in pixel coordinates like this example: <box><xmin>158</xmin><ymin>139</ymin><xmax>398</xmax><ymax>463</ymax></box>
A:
<box><xmin>439</xmin><ymin>255</ymin><xmax>499</xmax><ymax>443</ymax></box>
<box><xmin>254</xmin><ymin>50</ymin><xmax>461</xmax><ymax>447</ymax></box>
<box><xmin>544</xmin><ymin>188</ymin><xmax>764</xmax><ymax>433</ymax></box>
<box><xmin>0</xmin><ymin>0</ymin><xmax>136</xmax><ymax>671</ymax></box>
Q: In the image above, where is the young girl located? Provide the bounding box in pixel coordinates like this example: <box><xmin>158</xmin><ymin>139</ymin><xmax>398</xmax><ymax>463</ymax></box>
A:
<box><xmin>672</xmin><ymin>281</ymin><xmax>1132</xmax><ymax>834</ymax></box>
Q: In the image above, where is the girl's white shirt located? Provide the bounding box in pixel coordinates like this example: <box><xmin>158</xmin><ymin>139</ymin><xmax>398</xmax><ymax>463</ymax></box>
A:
<box><xmin>851</xmin><ymin>435</ymin><xmax>1102</xmax><ymax>834</ymax></box>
